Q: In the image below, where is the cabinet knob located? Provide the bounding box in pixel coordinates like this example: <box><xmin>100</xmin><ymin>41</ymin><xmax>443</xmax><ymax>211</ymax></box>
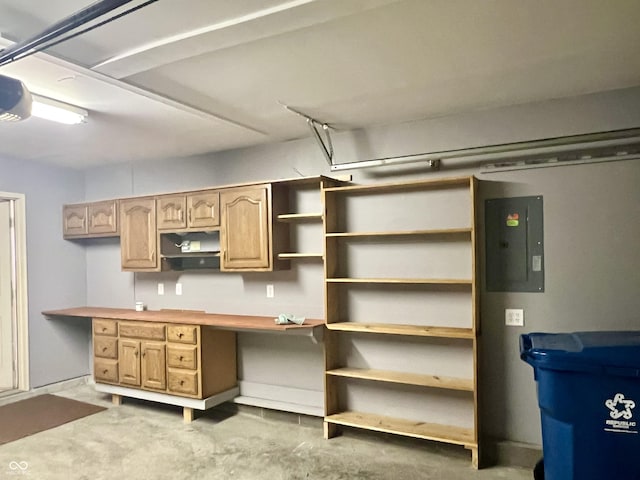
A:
<box><xmin>180</xmin><ymin>380</ymin><xmax>185</xmax><ymax>386</ymax></box>
<box><xmin>102</xmin><ymin>327</ymin><xmax>107</xmax><ymax>332</ymax></box>
<box><xmin>178</xmin><ymin>333</ymin><xmax>184</xmax><ymax>338</ymax></box>
<box><xmin>179</xmin><ymin>356</ymin><xmax>184</xmax><ymax>361</ymax></box>
<box><xmin>102</xmin><ymin>347</ymin><xmax>108</xmax><ymax>352</ymax></box>
<box><xmin>103</xmin><ymin>369</ymin><xmax>108</xmax><ymax>374</ymax></box>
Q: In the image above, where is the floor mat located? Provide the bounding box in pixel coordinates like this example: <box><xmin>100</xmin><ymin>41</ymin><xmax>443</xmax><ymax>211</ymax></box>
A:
<box><xmin>0</xmin><ymin>394</ymin><xmax>106</xmax><ymax>445</ymax></box>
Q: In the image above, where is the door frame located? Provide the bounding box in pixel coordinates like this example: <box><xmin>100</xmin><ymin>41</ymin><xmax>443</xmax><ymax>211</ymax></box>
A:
<box><xmin>0</xmin><ymin>192</ymin><xmax>30</xmax><ymax>393</ymax></box>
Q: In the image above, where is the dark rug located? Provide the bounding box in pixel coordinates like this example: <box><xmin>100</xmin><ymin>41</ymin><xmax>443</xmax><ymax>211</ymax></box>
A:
<box><xmin>0</xmin><ymin>394</ymin><xmax>106</xmax><ymax>445</ymax></box>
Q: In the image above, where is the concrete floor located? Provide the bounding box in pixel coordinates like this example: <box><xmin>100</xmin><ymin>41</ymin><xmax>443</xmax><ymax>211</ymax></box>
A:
<box><xmin>0</xmin><ymin>384</ymin><xmax>532</xmax><ymax>479</ymax></box>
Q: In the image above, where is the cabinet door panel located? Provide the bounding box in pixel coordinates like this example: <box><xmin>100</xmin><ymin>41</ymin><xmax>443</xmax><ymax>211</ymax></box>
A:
<box><xmin>167</xmin><ymin>325</ymin><xmax>197</xmax><ymax>344</ymax></box>
<box><xmin>188</xmin><ymin>192</ymin><xmax>220</xmax><ymax>228</ymax></box>
<box><xmin>167</xmin><ymin>345</ymin><xmax>197</xmax><ymax>369</ymax></box>
<box><xmin>120</xmin><ymin>198</ymin><xmax>158</xmax><ymax>270</ymax></box>
<box><xmin>88</xmin><ymin>200</ymin><xmax>118</xmax><ymax>235</ymax></box>
<box><xmin>168</xmin><ymin>370</ymin><xmax>199</xmax><ymax>396</ymax></box>
<box><xmin>63</xmin><ymin>205</ymin><xmax>88</xmax><ymax>237</ymax></box>
<box><xmin>119</xmin><ymin>339</ymin><xmax>141</xmax><ymax>386</ymax></box>
<box><xmin>157</xmin><ymin>195</ymin><xmax>186</xmax><ymax>230</ymax></box>
<box><xmin>220</xmin><ymin>186</ymin><xmax>270</xmax><ymax>270</ymax></box>
<box><xmin>94</xmin><ymin>359</ymin><xmax>118</xmax><ymax>383</ymax></box>
<box><xmin>141</xmin><ymin>342</ymin><xmax>166</xmax><ymax>390</ymax></box>
<box><xmin>94</xmin><ymin>337</ymin><xmax>118</xmax><ymax>359</ymax></box>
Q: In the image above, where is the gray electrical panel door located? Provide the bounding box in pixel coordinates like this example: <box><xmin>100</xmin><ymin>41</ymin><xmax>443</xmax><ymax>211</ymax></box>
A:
<box><xmin>485</xmin><ymin>196</ymin><xmax>544</xmax><ymax>292</ymax></box>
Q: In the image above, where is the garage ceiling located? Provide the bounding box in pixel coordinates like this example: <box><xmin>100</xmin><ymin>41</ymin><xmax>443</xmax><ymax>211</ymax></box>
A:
<box><xmin>0</xmin><ymin>0</ymin><xmax>639</xmax><ymax>168</ymax></box>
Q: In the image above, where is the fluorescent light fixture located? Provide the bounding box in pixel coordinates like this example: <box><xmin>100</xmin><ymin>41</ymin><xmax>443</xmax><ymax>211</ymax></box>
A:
<box><xmin>31</xmin><ymin>94</ymin><xmax>88</xmax><ymax>125</ymax></box>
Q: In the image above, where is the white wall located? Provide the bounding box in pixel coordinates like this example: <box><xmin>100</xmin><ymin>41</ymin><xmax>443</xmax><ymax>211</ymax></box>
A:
<box><xmin>79</xmin><ymin>85</ymin><xmax>640</xmax><ymax>445</ymax></box>
<box><xmin>0</xmin><ymin>155</ymin><xmax>88</xmax><ymax>388</ymax></box>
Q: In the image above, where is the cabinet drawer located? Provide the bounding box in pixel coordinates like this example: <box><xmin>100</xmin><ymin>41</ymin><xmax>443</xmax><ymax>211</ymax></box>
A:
<box><xmin>119</xmin><ymin>322</ymin><xmax>166</xmax><ymax>340</ymax></box>
<box><xmin>93</xmin><ymin>318</ymin><xmax>117</xmax><ymax>337</ymax></box>
<box><xmin>167</xmin><ymin>346</ymin><xmax>197</xmax><ymax>369</ymax></box>
<box><xmin>94</xmin><ymin>337</ymin><xmax>118</xmax><ymax>359</ymax></box>
<box><xmin>167</xmin><ymin>325</ymin><xmax>198</xmax><ymax>344</ymax></box>
<box><xmin>167</xmin><ymin>370</ymin><xmax>199</xmax><ymax>396</ymax></box>
<box><xmin>94</xmin><ymin>359</ymin><xmax>118</xmax><ymax>383</ymax></box>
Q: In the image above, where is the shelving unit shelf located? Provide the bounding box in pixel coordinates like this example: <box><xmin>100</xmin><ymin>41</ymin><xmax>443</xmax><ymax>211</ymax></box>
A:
<box><xmin>271</xmin><ymin>176</ymin><xmax>350</xmax><ymax>263</ymax></box>
<box><xmin>326</xmin><ymin>368</ymin><xmax>474</xmax><ymax>391</ymax></box>
<box><xmin>326</xmin><ymin>322</ymin><xmax>474</xmax><ymax>338</ymax></box>
<box><xmin>277</xmin><ymin>213</ymin><xmax>323</xmax><ymax>222</ymax></box>
<box><xmin>322</xmin><ymin>175</ymin><xmax>480</xmax><ymax>468</ymax></box>
<box><xmin>325</xmin><ymin>411</ymin><xmax>475</xmax><ymax>446</ymax></box>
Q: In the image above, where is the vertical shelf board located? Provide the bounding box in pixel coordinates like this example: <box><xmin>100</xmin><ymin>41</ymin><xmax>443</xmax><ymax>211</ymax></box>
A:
<box><xmin>469</xmin><ymin>176</ymin><xmax>480</xmax><ymax>447</ymax></box>
<box><xmin>322</xmin><ymin>176</ymin><xmax>480</xmax><ymax>467</ymax></box>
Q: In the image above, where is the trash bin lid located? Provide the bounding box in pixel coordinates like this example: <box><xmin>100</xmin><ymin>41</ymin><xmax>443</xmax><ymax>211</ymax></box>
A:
<box><xmin>520</xmin><ymin>331</ymin><xmax>640</xmax><ymax>376</ymax></box>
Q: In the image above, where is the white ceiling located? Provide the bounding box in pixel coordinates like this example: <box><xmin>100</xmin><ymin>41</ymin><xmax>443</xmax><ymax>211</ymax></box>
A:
<box><xmin>1</xmin><ymin>0</ymin><xmax>639</xmax><ymax>168</ymax></box>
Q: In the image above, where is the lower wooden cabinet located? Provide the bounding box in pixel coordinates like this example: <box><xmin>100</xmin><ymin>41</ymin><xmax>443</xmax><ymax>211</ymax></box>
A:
<box><xmin>92</xmin><ymin>318</ymin><xmax>237</xmax><ymax>400</ymax></box>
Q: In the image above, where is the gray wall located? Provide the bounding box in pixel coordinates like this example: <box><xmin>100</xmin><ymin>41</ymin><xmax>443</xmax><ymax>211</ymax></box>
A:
<box><xmin>76</xmin><ymin>84</ymin><xmax>640</xmax><ymax>446</ymax></box>
<box><xmin>0</xmin><ymin>155</ymin><xmax>88</xmax><ymax>388</ymax></box>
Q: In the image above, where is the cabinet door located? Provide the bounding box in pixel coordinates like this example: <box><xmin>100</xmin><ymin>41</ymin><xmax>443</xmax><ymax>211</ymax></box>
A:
<box><xmin>220</xmin><ymin>186</ymin><xmax>270</xmax><ymax>270</ymax></box>
<box><xmin>141</xmin><ymin>342</ymin><xmax>166</xmax><ymax>390</ymax></box>
<box><xmin>119</xmin><ymin>339</ymin><xmax>141</xmax><ymax>386</ymax></box>
<box><xmin>120</xmin><ymin>198</ymin><xmax>158</xmax><ymax>271</ymax></box>
<box><xmin>62</xmin><ymin>204</ymin><xmax>88</xmax><ymax>237</ymax></box>
<box><xmin>157</xmin><ymin>195</ymin><xmax>186</xmax><ymax>230</ymax></box>
<box><xmin>187</xmin><ymin>191</ymin><xmax>220</xmax><ymax>229</ymax></box>
<box><xmin>88</xmin><ymin>200</ymin><xmax>118</xmax><ymax>235</ymax></box>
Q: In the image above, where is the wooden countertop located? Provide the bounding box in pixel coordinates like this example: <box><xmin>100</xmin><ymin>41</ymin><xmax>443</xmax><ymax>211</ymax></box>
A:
<box><xmin>43</xmin><ymin>307</ymin><xmax>324</xmax><ymax>332</ymax></box>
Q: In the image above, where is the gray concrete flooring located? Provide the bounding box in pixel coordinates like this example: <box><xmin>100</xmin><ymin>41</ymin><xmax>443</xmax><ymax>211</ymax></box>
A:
<box><xmin>0</xmin><ymin>384</ymin><xmax>532</xmax><ymax>479</ymax></box>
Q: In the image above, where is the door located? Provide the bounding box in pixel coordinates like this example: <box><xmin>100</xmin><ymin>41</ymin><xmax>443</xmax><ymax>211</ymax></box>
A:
<box><xmin>187</xmin><ymin>191</ymin><xmax>220</xmax><ymax>229</ymax></box>
<box><xmin>119</xmin><ymin>339</ymin><xmax>141</xmax><ymax>386</ymax></box>
<box><xmin>0</xmin><ymin>201</ymin><xmax>13</xmax><ymax>391</ymax></box>
<box><xmin>141</xmin><ymin>342</ymin><xmax>166</xmax><ymax>390</ymax></box>
<box><xmin>220</xmin><ymin>186</ymin><xmax>271</xmax><ymax>270</ymax></box>
<box><xmin>120</xmin><ymin>198</ymin><xmax>158</xmax><ymax>271</ymax></box>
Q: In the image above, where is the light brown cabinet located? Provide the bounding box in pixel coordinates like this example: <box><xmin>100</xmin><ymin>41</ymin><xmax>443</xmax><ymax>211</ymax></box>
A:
<box><xmin>92</xmin><ymin>318</ymin><xmax>237</xmax><ymax>401</ymax></box>
<box><xmin>220</xmin><ymin>185</ymin><xmax>271</xmax><ymax>271</ymax></box>
<box><xmin>157</xmin><ymin>191</ymin><xmax>220</xmax><ymax>231</ymax></box>
<box><xmin>120</xmin><ymin>197</ymin><xmax>158</xmax><ymax>271</ymax></box>
<box><xmin>63</xmin><ymin>200</ymin><xmax>118</xmax><ymax>238</ymax></box>
<box><xmin>93</xmin><ymin>318</ymin><xmax>119</xmax><ymax>384</ymax></box>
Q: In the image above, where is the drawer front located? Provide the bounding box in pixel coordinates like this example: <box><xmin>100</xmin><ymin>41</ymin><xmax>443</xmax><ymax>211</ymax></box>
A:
<box><xmin>119</xmin><ymin>322</ymin><xmax>166</xmax><ymax>340</ymax></box>
<box><xmin>167</xmin><ymin>345</ymin><xmax>197</xmax><ymax>369</ymax></box>
<box><xmin>167</xmin><ymin>325</ymin><xmax>198</xmax><ymax>344</ymax></box>
<box><xmin>93</xmin><ymin>318</ymin><xmax>117</xmax><ymax>337</ymax></box>
<box><xmin>94</xmin><ymin>359</ymin><xmax>118</xmax><ymax>383</ymax></box>
<box><xmin>167</xmin><ymin>370</ymin><xmax>199</xmax><ymax>396</ymax></box>
<box><xmin>94</xmin><ymin>336</ymin><xmax>118</xmax><ymax>359</ymax></box>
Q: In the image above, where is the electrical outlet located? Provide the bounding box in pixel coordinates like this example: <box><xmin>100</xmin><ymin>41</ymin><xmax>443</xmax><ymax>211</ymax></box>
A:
<box><xmin>266</xmin><ymin>284</ymin><xmax>274</xmax><ymax>298</ymax></box>
<box><xmin>176</xmin><ymin>283</ymin><xmax>183</xmax><ymax>296</ymax></box>
<box><xmin>157</xmin><ymin>283</ymin><xmax>164</xmax><ymax>295</ymax></box>
<box><xmin>505</xmin><ymin>309</ymin><xmax>524</xmax><ymax>326</ymax></box>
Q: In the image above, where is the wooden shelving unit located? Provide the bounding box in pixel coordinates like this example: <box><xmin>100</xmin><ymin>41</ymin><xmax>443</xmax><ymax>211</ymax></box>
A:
<box><xmin>322</xmin><ymin>175</ymin><xmax>480</xmax><ymax>468</ymax></box>
<box><xmin>272</xmin><ymin>176</ymin><xmax>349</xmax><ymax>261</ymax></box>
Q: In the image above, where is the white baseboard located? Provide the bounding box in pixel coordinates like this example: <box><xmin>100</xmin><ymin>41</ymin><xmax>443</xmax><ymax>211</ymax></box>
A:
<box><xmin>0</xmin><ymin>375</ymin><xmax>91</xmax><ymax>407</ymax></box>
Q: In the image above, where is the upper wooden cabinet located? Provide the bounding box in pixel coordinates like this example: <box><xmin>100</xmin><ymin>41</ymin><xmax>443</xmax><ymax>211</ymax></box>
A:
<box><xmin>157</xmin><ymin>191</ymin><xmax>220</xmax><ymax>231</ymax></box>
<box><xmin>157</xmin><ymin>195</ymin><xmax>186</xmax><ymax>230</ymax></box>
<box><xmin>63</xmin><ymin>200</ymin><xmax>118</xmax><ymax>238</ymax></box>
<box><xmin>120</xmin><ymin>197</ymin><xmax>158</xmax><ymax>271</ymax></box>
<box><xmin>220</xmin><ymin>185</ymin><xmax>271</xmax><ymax>271</ymax></box>
<box><xmin>187</xmin><ymin>191</ymin><xmax>220</xmax><ymax>229</ymax></box>
<box><xmin>63</xmin><ymin>176</ymin><xmax>347</xmax><ymax>272</ymax></box>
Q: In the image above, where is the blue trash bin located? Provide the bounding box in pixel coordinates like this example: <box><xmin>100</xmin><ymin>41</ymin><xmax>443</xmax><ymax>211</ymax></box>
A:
<box><xmin>520</xmin><ymin>331</ymin><xmax>640</xmax><ymax>480</ymax></box>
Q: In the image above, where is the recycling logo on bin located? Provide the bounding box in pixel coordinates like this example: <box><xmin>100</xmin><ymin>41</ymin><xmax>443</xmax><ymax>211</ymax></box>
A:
<box><xmin>604</xmin><ymin>393</ymin><xmax>638</xmax><ymax>434</ymax></box>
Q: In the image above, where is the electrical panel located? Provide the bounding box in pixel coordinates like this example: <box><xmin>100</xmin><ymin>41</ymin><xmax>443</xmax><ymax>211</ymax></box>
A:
<box><xmin>485</xmin><ymin>196</ymin><xmax>544</xmax><ymax>292</ymax></box>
